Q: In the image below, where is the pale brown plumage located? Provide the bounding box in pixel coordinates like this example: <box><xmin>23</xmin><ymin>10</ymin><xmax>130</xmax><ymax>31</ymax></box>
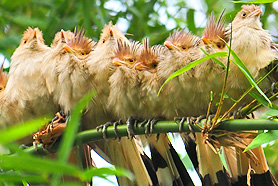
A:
<box><xmin>161</xmin><ymin>29</ymin><xmax>203</xmax><ymax>117</ymax></box>
<box><xmin>83</xmin><ymin>24</ymin><xmax>154</xmax><ymax>186</ymax></box>
<box><xmin>0</xmin><ymin>27</ymin><xmax>56</xmax><ymax>129</ymax></box>
<box><xmin>42</xmin><ymin>28</ymin><xmax>95</xmax><ymax>113</ymax></box>
<box><xmin>224</xmin><ymin>5</ymin><xmax>278</xmax><ymax>185</ymax></box>
<box><xmin>107</xmin><ymin>40</ymin><xmax>143</xmax><ymax>119</ymax></box>
<box><xmin>50</xmin><ymin>30</ymin><xmax>74</xmax><ymax>48</ymax></box>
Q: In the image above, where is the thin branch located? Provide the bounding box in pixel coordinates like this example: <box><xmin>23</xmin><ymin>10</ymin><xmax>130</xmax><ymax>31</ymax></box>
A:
<box><xmin>25</xmin><ymin>119</ymin><xmax>278</xmax><ymax>156</ymax></box>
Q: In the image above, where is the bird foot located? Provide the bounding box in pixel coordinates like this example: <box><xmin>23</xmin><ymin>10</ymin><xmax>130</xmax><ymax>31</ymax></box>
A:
<box><xmin>232</xmin><ymin>104</ymin><xmax>247</xmax><ymax>119</ymax></box>
<box><xmin>97</xmin><ymin>120</ymin><xmax>123</xmax><ymax>140</ymax></box>
<box><xmin>33</xmin><ymin>112</ymin><xmax>67</xmax><ymax>150</ymax></box>
<box><xmin>127</xmin><ymin>116</ymin><xmax>142</xmax><ymax>139</ymax></box>
<box><xmin>174</xmin><ymin>116</ymin><xmax>205</xmax><ymax>139</ymax></box>
<box><xmin>140</xmin><ymin>117</ymin><xmax>164</xmax><ymax>137</ymax></box>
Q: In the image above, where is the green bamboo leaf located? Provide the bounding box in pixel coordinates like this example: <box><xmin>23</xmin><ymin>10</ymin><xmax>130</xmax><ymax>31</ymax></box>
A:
<box><xmin>158</xmin><ymin>52</ymin><xmax>228</xmax><ymax>95</ymax></box>
<box><xmin>244</xmin><ymin>130</ymin><xmax>278</xmax><ymax>151</ymax></box>
<box><xmin>249</xmin><ymin>91</ymin><xmax>278</xmax><ymax>109</ymax></box>
<box><xmin>225</xmin><ymin>43</ymin><xmax>272</xmax><ymax>106</ymax></box>
<box><xmin>231</xmin><ymin>0</ymin><xmax>276</xmax><ymax>3</ymax></box>
<box><xmin>82</xmin><ymin>167</ymin><xmax>134</xmax><ymax>181</ymax></box>
<box><xmin>0</xmin><ymin>172</ymin><xmax>47</xmax><ymax>183</ymax></box>
<box><xmin>0</xmin><ymin>155</ymin><xmax>82</xmax><ymax>177</ymax></box>
<box><xmin>57</xmin><ymin>90</ymin><xmax>96</xmax><ymax>163</ymax></box>
<box><xmin>200</xmin><ymin>48</ymin><xmax>227</xmax><ymax>70</ymax></box>
<box><xmin>0</xmin><ymin>117</ymin><xmax>50</xmax><ymax>144</ymax></box>
<box><xmin>259</xmin><ymin>109</ymin><xmax>278</xmax><ymax>119</ymax></box>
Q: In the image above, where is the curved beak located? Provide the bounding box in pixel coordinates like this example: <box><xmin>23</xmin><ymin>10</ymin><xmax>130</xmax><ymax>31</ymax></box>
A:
<box><xmin>109</xmin><ymin>27</ymin><xmax>114</xmax><ymax>36</ymax></box>
<box><xmin>33</xmin><ymin>28</ymin><xmax>38</xmax><ymax>39</ymax></box>
<box><xmin>63</xmin><ymin>44</ymin><xmax>74</xmax><ymax>53</ymax></box>
<box><xmin>134</xmin><ymin>62</ymin><xmax>147</xmax><ymax>71</ymax></box>
<box><xmin>164</xmin><ymin>40</ymin><xmax>180</xmax><ymax>51</ymax></box>
<box><xmin>254</xmin><ymin>8</ymin><xmax>262</xmax><ymax>16</ymax></box>
<box><xmin>112</xmin><ymin>58</ymin><xmax>124</xmax><ymax>66</ymax></box>
<box><xmin>201</xmin><ymin>36</ymin><xmax>210</xmax><ymax>44</ymax></box>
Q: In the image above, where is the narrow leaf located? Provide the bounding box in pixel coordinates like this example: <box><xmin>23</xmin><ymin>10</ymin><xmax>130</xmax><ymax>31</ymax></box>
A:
<box><xmin>57</xmin><ymin>90</ymin><xmax>96</xmax><ymax>163</ymax></box>
<box><xmin>158</xmin><ymin>52</ymin><xmax>228</xmax><ymax>95</ymax></box>
<box><xmin>245</xmin><ymin>130</ymin><xmax>278</xmax><ymax>151</ymax></box>
<box><xmin>225</xmin><ymin>42</ymin><xmax>272</xmax><ymax>106</ymax></box>
<box><xmin>0</xmin><ymin>117</ymin><xmax>50</xmax><ymax>144</ymax></box>
<box><xmin>200</xmin><ymin>48</ymin><xmax>227</xmax><ymax>70</ymax></box>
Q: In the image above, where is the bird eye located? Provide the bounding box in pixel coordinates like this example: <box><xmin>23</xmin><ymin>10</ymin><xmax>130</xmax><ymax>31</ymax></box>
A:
<box><xmin>81</xmin><ymin>52</ymin><xmax>85</xmax><ymax>55</ymax></box>
<box><xmin>242</xmin><ymin>12</ymin><xmax>247</xmax><ymax>17</ymax></box>
<box><xmin>23</xmin><ymin>40</ymin><xmax>27</xmax><ymax>44</ymax></box>
<box><xmin>216</xmin><ymin>43</ymin><xmax>222</xmax><ymax>49</ymax></box>
<box><xmin>152</xmin><ymin>63</ymin><xmax>157</xmax><ymax>68</ymax></box>
<box><xmin>129</xmin><ymin>59</ymin><xmax>134</xmax><ymax>63</ymax></box>
<box><xmin>0</xmin><ymin>87</ymin><xmax>2</xmax><ymax>91</ymax></box>
<box><xmin>102</xmin><ymin>40</ymin><xmax>105</xmax><ymax>43</ymax></box>
<box><xmin>182</xmin><ymin>46</ymin><xmax>187</xmax><ymax>50</ymax></box>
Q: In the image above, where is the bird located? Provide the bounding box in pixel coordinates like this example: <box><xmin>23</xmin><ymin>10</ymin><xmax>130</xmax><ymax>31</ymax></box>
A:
<box><xmin>0</xmin><ymin>27</ymin><xmax>57</xmax><ymax>131</ymax></box>
<box><xmin>54</xmin><ymin>28</ymin><xmax>95</xmax><ymax>113</ymax></box>
<box><xmin>134</xmin><ymin>38</ymin><xmax>194</xmax><ymax>186</ymax></box>
<box><xmin>224</xmin><ymin>4</ymin><xmax>278</xmax><ymax>185</ymax></box>
<box><xmin>157</xmin><ymin>15</ymin><xmax>231</xmax><ymax>185</ymax></box>
<box><xmin>84</xmin><ymin>23</ymin><xmax>156</xmax><ymax>186</ymax></box>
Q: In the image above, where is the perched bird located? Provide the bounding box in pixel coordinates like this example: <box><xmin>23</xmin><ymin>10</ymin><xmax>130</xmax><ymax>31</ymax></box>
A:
<box><xmin>55</xmin><ymin>28</ymin><xmax>95</xmax><ymax>113</ymax></box>
<box><xmin>42</xmin><ymin>28</ymin><xmax>95</xmax><ymax>113</ymax></box>
<box><xmin>157</xmin><ymin>17</ymin><xmax>231</xmax><ymax>185</ymax></box>
<box><xmin>84</xmin><ymin>24</ymin><xmax>156</xmax><ymax>186</ymax></box>
<box><xmin>135</xmin><ymin>38</ymin><xmax>194</xmax><ymax>186</ymax></box>
<box><xmin>225</xmin><ymin>5</ymin><xmax>278</xmax><ymax>185</ymax></box>
<box><xmin>107</xmin><ymin>40</ymin><xmax>143</xmax><ymax>120</ymax></box>
<box><xmin>0</xmin><ymin>27</ymin><xmax>57</xmax><ymax>129</ymax></box>
<box><xmin>161</xmin><ymin>29</ymin><xmax>203</xmax><ymax>117</ymax></box>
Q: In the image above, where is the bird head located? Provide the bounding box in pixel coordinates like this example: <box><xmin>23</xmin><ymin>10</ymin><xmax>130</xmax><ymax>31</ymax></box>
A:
<box><xmin>232</xmin><ymin>4</ymin><xmax>262</xmax><ymax>28</ymax></box>
<box><xmin>112</xmin><ymin>40</ymin><xmax>141</xmax><ymax>69</ymax></box>
<box><xmin>63</xmin><ymin>27</ymin><xmax>95</xmax><ymax>60</ymax></box>
<box><xmin>98</xmin><ymin>22</ymin><xmax>129</xmax><ymax>47</ymax></box>
<box><xmin>164</xmin><ymin>29</ymin><xmax>200</xmax><ymax>53</ymax></box>
<box><xmin>20</xmin><ymin>27</ymin><xmax>45</xmax><ymax>47</ymax></box>
<box><xmin>51</xmin><ymin>29</ymin><xmax>74</xmax><ymax>48</ymax></box>
<box><xmin>135</xmin><ymin>38</ymin><xmax>163</xmax><ymax>73</ymax></box>
<box><xmin>202</xmin><ymin>11</ymin><xmax>228</xmax><ymax>50</ymax></box>
<box><xmin>0</xmin><ymin>63</ymin><xmax>8</xmax><ymax>93</ymax></box>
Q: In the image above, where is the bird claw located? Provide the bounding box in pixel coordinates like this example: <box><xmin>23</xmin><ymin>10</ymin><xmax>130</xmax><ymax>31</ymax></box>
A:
<box><xmin>97</xmin><ymin>119</ymin><xmax>124</xmax><ymax>140</ymax></box>
<box><xmin>142</xmin><ymin>117</ymin><xmax>164</xmax><ymax>137</ymax></box>
<box><xmin>232</xmin><ymin>105</ymin><xmax>246</xmax><ymax>119</ymax></box>
<box><xmin>127</xmin><ymin>116</ymin><xmax>140</xmax><ymax>139</ymax></box>
<box><xmin>174</xmin><ymin>116</ymin><xmax>200</xmax><ymax>139</ymax></box>
<box><xmin>96</xmin><ymin>122</ymin><xmax>113</xmax><ymax>140</ymax></box>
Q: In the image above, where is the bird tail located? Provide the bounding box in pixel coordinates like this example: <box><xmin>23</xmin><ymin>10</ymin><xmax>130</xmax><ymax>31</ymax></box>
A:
<box><xmin>195</xmin><ymin>133</ymin><xmax>231</xmax><ymax>186</ymax></box>
<box><xmin>147</xmin><ymin>134</ymin><xmax>194</xmax><ymax>186</ymax></box>
<box><xmin>91</xmin><ymin>137</ymin><xmax>156</xmax><ymax>186</ymax></box>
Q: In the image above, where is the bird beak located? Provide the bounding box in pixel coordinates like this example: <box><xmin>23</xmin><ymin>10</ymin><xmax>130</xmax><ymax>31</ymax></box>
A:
<box><xmin>253</xmin><ymin>8</ymin><xmax>262</xmax><ymax>16</ymax></box>
<box><xmin>63</xmin><ymin>44</ymin><xmax>74</xmax><ymax>53</ymax></box>
<box><xmin>201</xmin><ymin>36</ymin><xmax>210</xmax><ymax>44</ymax></box>
<box><xmin>33</xmin><ymin>28</ymin><xmax>37</xmax><ymax>39</ymax></box>
<box><xmin>164</xmin><ymin>40</ymin><xmax>180</xmax><ymax>51</ymax></box>
<box><xmin>112</xmin><ymin>58</ymin><xmax>124</xmax><ymax>66</ymax></box>
<box><xmin>109</xmin><ymin>28</ymin><xmax>114</xmax><ymax>36</ymax></box>
<box><xmin>134</xmin><ymin>62</ymin><xmax>146</xmax><ymax>71</ymax></box>
<box><xmin>61</xmin><ymin>30</ymin><xmax>69</xmax><ymax>43</ymax></box>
